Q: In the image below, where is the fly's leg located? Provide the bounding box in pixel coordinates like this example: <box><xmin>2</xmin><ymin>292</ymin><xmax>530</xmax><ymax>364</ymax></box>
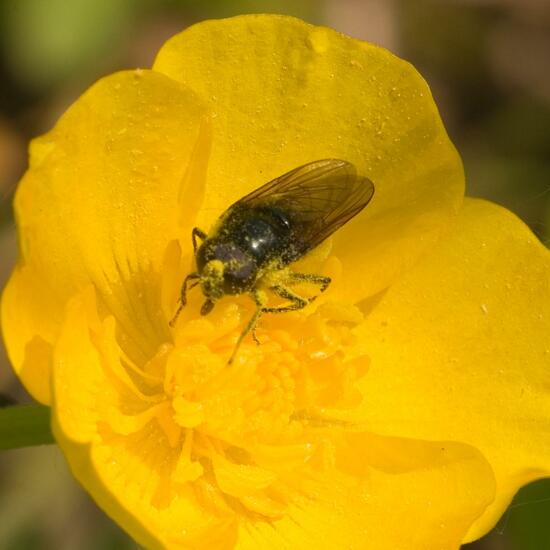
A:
<box><xmin>169</xmin><ymin>272</ymin><xmax>200</xmax><ymax>327</ymax></box>
<box><xmin>262</xmin><ymin>285</ymin><xmax>309</xmax><ymax>313</ymax></box>
<box><xmin>178</xmin><ymin>272</ymin><xmax>200</xmax><ymax>308</ymax></box>
<box><xmin>285</xmin><ymin>272</ymin><xmax>331</xmax><ymax>299</ymax></box>
<box><xmin>228</xmin><ymin>290</ymin><xmax>266</xmax><ymax>365</ymax></box>
<box><xmin>169</xmin><ymin>227</ymin><xmax>207</xmax><ymax>327</ymax></box>
<box><xmin>228</xmin><ymin>284</ymin><xmax>316</xmax><ymax>365</ymax></box>
<box><xmin>192</xmin><ymin>227</ymin><xmax>208</xmax><ymax>254</ymax></box>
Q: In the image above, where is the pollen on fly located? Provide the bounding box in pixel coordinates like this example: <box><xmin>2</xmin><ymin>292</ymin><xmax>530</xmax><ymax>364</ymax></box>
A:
<box><xmin>169</xmin><ymin>158</ymin><xmax>375</xmax><ymax>364</ymax></box>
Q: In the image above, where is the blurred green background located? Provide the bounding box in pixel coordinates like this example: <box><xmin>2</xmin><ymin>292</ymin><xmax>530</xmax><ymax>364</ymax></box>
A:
<box><xmin>1</xmin><ymin>0</ymin><xmax>549</xmax><ymax>548</ymax></box>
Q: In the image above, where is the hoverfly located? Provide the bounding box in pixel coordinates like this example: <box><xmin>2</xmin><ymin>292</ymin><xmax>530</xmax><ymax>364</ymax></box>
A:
<box><xmin>170</xmin><ymin>159</ymin><xmax>375</xmax><ymax>364</ymax></box>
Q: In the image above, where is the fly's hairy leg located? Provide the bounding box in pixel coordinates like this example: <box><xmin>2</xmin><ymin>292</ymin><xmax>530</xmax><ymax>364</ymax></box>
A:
<box><xmin>228</xmin><ymin>290</ymin><xmax>266</xmax><ymax>365</ymax></box>
<box><xmin>192</xmin><ymin>227</ymin><xmax>208</xmax><ymax>254</ymax></box>
<box><xmin>169</xmin><ymin>272</ymin><xmax>200</xmax><ymax>327</ymax></box>
<box><xmin>169</xmin><ymin>227</ymin><xmax>208</xmax><ymax>327</ymax></box>
<box><xmin>285</xmin><ymin>272</ymin><xmax>331</xmax><ymax>297</ymax></box>
<box><xmin>262</xmin><ymin>285</ymin><xmax>309</xmax><ymax>313</ymax></box>
<box><xmin>227</xmin><ymin>278</ymin><xmax>326</xmax><ymax>364</ymax></box>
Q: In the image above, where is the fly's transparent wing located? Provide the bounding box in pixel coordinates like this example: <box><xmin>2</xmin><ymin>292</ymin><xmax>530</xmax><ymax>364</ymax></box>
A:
<box><xmin>234</xmin><ymin>159</ymin><xmax>375</xmax><ymax>259</ymax></box>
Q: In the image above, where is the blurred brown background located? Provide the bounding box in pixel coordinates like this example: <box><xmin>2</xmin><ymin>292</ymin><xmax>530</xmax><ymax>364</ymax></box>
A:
<box><xmin>1</xmin><ymin>0</ymin><xmax>550</xmax><ymax>548</ymax></box>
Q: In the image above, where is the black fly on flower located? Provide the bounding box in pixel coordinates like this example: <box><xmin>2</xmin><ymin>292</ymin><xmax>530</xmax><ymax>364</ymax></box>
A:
<box><xmin>170</xmin><ymin>159</ymin><xmax>375</xmax><ymax>363</ymax></box>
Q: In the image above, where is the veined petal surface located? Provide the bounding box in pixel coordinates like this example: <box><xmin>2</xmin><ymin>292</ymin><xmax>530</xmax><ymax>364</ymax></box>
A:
<box><xmin>1</xmin><ymin>70</ymin><xmax>208</xmax><ymax>402</ymax></box>
<box><xmin>356</xmin><ymin>198</ymin><xmax>550</xmax><ymax>540</ymax></box>
<box><xmin>52</xmin><ymin>288</ymin><xmax>495</xmax><ymax>549</ymax></box>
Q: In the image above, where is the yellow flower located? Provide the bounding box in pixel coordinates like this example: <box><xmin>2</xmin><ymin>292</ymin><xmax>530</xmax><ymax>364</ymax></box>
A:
<box><xmin>2</xmin><ymin>14</ymin><xmax>550</xmax><ymax>549</ymax></box>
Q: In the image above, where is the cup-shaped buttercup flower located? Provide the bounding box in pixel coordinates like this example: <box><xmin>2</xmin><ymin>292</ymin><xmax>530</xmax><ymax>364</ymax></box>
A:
<box><xmin>2</xmin><ymin>14</ymin><xmax>550</xmax><ymax>550</ymax></box>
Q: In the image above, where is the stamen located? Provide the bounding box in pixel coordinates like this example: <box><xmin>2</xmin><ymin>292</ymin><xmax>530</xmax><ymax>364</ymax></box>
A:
<box><xmin>173</xmin><ymin>430</ymin><xmax>203</xmax><ymax>484</ymax></box>
<box><xmin>94</xmin><ymin>316</ymin><xmax>162</xmax><ymax>403</ymax></box>
<box><xmin>93</xmin><ymin>265</ymin><xmax>369</xmax><ymax>518</ymax></box>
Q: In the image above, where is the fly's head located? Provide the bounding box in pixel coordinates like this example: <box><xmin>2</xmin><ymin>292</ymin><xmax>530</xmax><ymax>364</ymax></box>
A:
<box><xmin>200</xmin><ymin>259</ymin><xmax>226</xmax><ymax>313</ymax></box>
<box><xmin>196</xmin><ymin>240</ymin><xmax>257</xmax><ymax>306</ymax></box>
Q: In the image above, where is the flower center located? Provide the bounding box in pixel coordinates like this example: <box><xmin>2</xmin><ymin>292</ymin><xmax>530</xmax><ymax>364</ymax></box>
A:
<box><xmin>94</xmin><ymin>253</ymin><xmax>369</xmax><ymax>519</ymax></box>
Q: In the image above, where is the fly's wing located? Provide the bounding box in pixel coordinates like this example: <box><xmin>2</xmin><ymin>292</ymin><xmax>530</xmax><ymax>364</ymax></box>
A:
<box><xmin>234</xmin><ymin>159</ymin><xmax>375</xmax><ymax>260</ymax></box>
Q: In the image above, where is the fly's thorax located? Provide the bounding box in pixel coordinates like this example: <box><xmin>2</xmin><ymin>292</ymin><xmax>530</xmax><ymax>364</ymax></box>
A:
<box><xmin>196</xmin><ymin>238</ymin><xmax>258</xmax><ymax>296</ymax></box>
<box><xmin>218</xmin><ymin>203</ymin><xmax>294</xmax><ymax>265</ymax></box>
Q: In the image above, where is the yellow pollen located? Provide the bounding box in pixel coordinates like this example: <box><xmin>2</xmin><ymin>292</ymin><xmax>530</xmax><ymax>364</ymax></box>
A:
<box><xmin>93</xmin><ymin>257</ymin><xmax>369</xmax><ymax>519</ymax></box>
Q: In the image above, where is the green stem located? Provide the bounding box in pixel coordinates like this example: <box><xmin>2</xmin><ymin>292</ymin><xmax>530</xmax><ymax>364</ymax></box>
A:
<box><xmin>0</xmin><ymin>404</ymin><xmax>55</xmax><ymax>450</ymax></box>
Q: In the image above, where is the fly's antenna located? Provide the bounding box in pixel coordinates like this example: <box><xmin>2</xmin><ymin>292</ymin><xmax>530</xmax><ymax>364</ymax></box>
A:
<box><xmin>169</xmin><ymin>303</ymin><xmax>184</xmax><ymax>328</ymax></box>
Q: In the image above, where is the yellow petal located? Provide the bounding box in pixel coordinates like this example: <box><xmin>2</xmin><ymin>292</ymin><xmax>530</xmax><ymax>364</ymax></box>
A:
<box><xmin>53</xmin><ymin>297</ymin><xmax>494</xmax><ymax>550</ymax></box>
<box><xmin>237</xmin><ymin>433</ymin><xmax>495</xmax><ymax>550</ymax></box>
<box><xmin>1</xmin><ymin>69</ymin><xmax>208</xmax><ymax>403</ymax></box>
<box><xmin>212</xmin><ymin>454</ymin><xmax>277</xmax><ymax>500</ymax></box>
<box><xmin>153</xmin><ymin>15</ymin><xmax>464</xmax><ymax>303</ymax></box>
<box><xmin>52</xmin><ymin>289</ymin><xmax>237</xmax><ymax>549</ymax></box>
<box><xmin>52</xmin><ymin>286</ymin><xmax>496</xmax><ymax>549</ymax></box>
<box><xmin>356</xmin><ymin>198</ymin><xmax>550</xmax><ymax>541</ymax></box>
